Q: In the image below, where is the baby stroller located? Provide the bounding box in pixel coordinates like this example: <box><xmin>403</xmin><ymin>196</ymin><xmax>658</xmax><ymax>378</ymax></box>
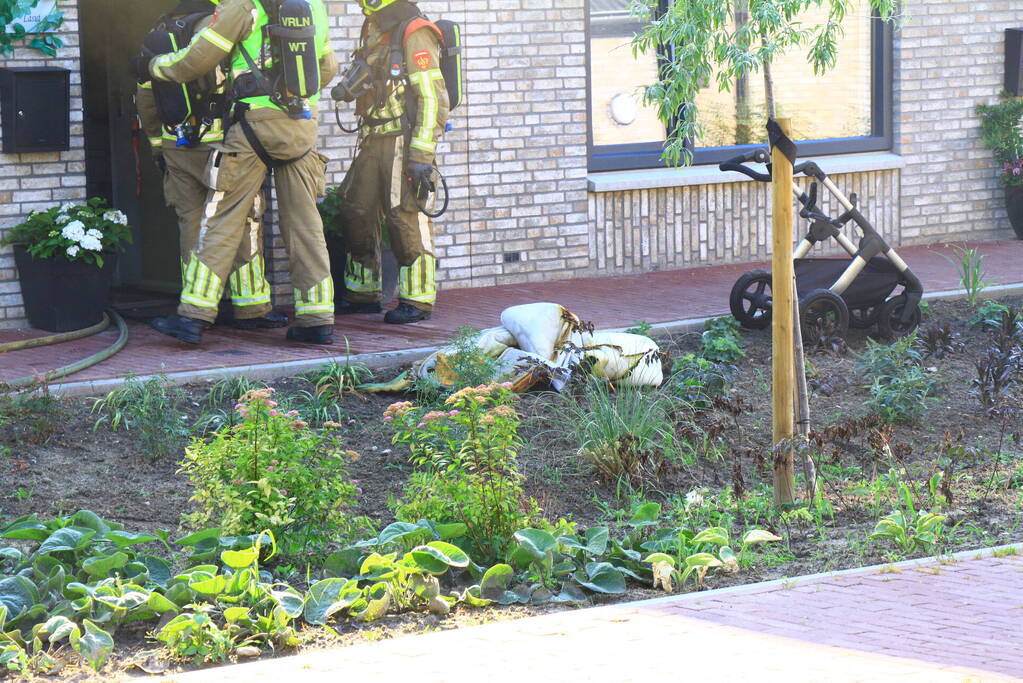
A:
<box><xmin>721</xmin><ymin>148</ymin><xmax>923</xmax><ymax>341</ymax></box>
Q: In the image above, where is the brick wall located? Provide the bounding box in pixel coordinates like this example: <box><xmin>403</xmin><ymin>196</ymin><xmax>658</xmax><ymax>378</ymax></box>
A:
<box><xmin>305</xmin><ymin>0</ymin><xmax>591</xmax><ymax>295</ymax></box>
<box><xmin>588</xmin><ymin>170</ymin><xmax>902</xmax><ymax>273</ymax></box>
<box><xmin>0</xmin><ymin>0</ymin><xmax>85</xmax><ymax>328</ymax></box>
<box><xmin>894</xmin><ymin>0</ymin><xmax>1023</xmax><ymax>244</ymax></box>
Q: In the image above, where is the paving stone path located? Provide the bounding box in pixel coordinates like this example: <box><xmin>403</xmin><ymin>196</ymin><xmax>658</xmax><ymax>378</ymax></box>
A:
<box><xmin>158</xmin><ymin>548</ymin><xmax>1023</xmax><ymax>682</ymax></box>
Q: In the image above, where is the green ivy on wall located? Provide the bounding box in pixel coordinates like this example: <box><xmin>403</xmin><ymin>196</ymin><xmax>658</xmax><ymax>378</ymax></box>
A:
<box><xmin>0</xmin><ymin>0</ymin><xmax>64</xmax><ymax>57</ymax></box>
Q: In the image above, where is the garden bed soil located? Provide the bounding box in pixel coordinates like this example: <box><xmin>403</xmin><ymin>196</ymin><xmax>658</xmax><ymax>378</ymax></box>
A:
<box><xmin>3</xmin><ymin>295</ymin><xmax>1023</xmax><ymax>680</ymax></box>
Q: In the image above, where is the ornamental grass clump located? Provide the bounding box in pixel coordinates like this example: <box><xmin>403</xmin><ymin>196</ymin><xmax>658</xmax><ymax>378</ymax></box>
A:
<box><xmin>387</xmin><ymin>383</ymin><xmax>539</xmax><ymax>563</ymax></box>
<box><xmin>180</xmin><ymin>388</ymin><xmax>365</xmax><ymax>559</ymax></box>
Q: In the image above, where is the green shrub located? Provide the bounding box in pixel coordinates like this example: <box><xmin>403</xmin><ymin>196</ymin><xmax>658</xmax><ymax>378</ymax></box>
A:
<box><xmin>865</xmin><ymin>365</ymin><xmax>941</xmax><ymax>424</ymax></box>
<box><xmin>699</xmin><ymin>317</ymin><xmax>745</xmax><ymax>364</ymax></box>
<box><xmin>969</xmin><ymin>300</ymin><xmax>1012</xmax><ymax>330</ymax></box>
<box><xmin>386</xmin><ymin>384</ymin><xmax>538</xmax><ymax>562</ymax></box>
<box><xmin>855</xmin><ymin>334</ymin><xmax>922</xmax><ymax>376</ymax></box>
<box><xmin>180</xmin><ymin>388</ymin><xmax>367</xmax><ymax>558</ymax></box>
<box><xmin>0</xmin><ymin>385</ymin><xmax>61</xmax><ymax>444</ymax></box>
<box><xmin>441</xmin><ymin>327</ymin><xmax>504</xmax><ymax>392</ymax></box>
<box><xmin>91</xmin><ymin>375</ymin><xmax>189</xmax><ymax>460</ymax></box>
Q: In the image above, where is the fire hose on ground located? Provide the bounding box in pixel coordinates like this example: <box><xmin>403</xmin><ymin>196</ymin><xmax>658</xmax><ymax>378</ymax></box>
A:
<box><xmin>0</xmin><ymin>310</ymin><xmax>129</xmax><ymax>389</ymax></box>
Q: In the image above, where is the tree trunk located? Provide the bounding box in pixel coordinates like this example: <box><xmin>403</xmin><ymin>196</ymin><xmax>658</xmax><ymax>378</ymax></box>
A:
<box><xmin>734</xmin><ymin>1</ymin><xmax>752</xmax><ymax>144</ymax></box>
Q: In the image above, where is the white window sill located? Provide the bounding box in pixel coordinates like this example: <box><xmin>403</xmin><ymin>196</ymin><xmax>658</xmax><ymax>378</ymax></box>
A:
<box><xmin>587</xmin><ymin>152</ymin><xmax>905</xmax><ymax>193</ymax></box>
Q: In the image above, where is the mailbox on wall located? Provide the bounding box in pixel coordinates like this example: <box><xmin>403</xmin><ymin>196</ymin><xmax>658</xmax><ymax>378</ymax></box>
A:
<box><xmin>0</xmin><ymin>67</ymin><xmax>70</xmax><ymax>154</ymax></box>
<box><xmin>1007</xmin><ymin>29</ymin><xmax>1023</xmax><ymax>96</ymax></box>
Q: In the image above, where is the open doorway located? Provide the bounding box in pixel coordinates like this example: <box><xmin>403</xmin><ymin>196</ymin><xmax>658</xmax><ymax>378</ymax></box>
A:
<box><xmin>80</xmin><ymin>0</ymin><xmax>180</xmax><ymax>311</ymax></box>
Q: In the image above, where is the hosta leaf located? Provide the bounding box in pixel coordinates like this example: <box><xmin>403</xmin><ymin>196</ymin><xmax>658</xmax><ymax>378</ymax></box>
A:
<box><xmin>627</xmin><ymin>502</ymin><xmax>661</xmax><ymax>527</ymax></box>
<box><xmin>513</xmin><ymin>529</ymin><xmax>557</xmax><ymax>562</ymax></box>
<box><xmin>373</xmin><ymin>522</ymin><xmax>429</xmax><ymax>548</ymax></box>
<box><xmin>409</xmin><ymin>541</ymin><xmax>470</xmax><ymax>573</ymax></box>
<box><xmin>741</xmin><ymin>530</ymin><xmax>782</xmax><ymax>545</ymax></box>
<box><xmin>0</xmin><ymin>575</ymin><xmax>39</xmax><ymax>621</ymax></box>
<box><xmin>642</xmin><ymin>552</ymin><xmax>676</xmax><ymax>566</ymax></box>
<box><xmin>188</xmin><ymin>574</ymin><xmax>228</xmax><ymax>596</ymax></box>
<box><xmin>139</xmin><ymin>556</ymin><xmax>171</xmax><ymax>588</ymax></box>
<box><xmin>223</xmin><ymin>606</ymin><xmax>250</xmax><ymax>623</ymax></box>
<box><xmin>0</xmin><ymin>517</ymin><xmax>49</xmax><ymax>541</ymax></box>
<box><xmin>351</xmin><ymin>583</ymin><xmax>390</xmax><ymax>623</ymax></box>
<box><xmin>684</xmin><ymin>552</ymin><xmax>723</xmax><ymax>568</ymax></box>
<box><xmin>573</xmin><ymin>562</ymin><xmax>626</xmax><ymax>594</ymax></box>
<box><xmin>461</xmin><ymin>585</ymin><xmax>490</xmax><ymax>607</ymax></box>
<box><xmin>38</xmin><ymin>528</ymin><xmax>96</xmax><ymax>555</ymax></box>
<box><xmin>146</xmin><ymin>592</ymin><xmax>178</xmax><ymax>615</ymax></box>
<box><xmin>550</xmin><ymin>581</ymin><xmax>588</xmax><ymax>604</ymax></box>
<box><xmin>479</xmin><ymin>563</ymin><xmax>518</xmax><ymax>604</ymax></box>
<box><xmin>67</xmin><ymin>511</ymin><xmax>111</xmax><ymax>535</ymax></box>
<box><xmin>358</xmin><ymin>553</ymin><xmax>398</xmax><ymax>581</ymax></box>
<box><xmin>221</xmin><ymin>546</ymin><xmax>259</xmax><ymax>569</ymax></box>
<box><xmin>692</xmin><ymin>527</ymin><xmax>730</xmax><ymax>547</ymax></box>
<box><xmin>105</xmin><ymin>531</ymin><xmax>158</xmax><ymax>549</ymax></box>
<box><xmin>270</xmin><ymin>588</ymin><xmax>304</xmax><ymax>618</ymax></box>
<box><xmin>0</xmin><ymin>548</ymin><xmax>23</xmax><ymax>565</ymax></box>
<box><xmin>82</xmin><ymin>552</ymin><xmax>130</xmax><ymax>579</ymax></box>
<box><xmin>303</xmin><ymin>578</ymin><xmax>361</xmax><ymax>626</ymax></box>
<box><xmin>174</xmin><ymin>528</ymin><xmax>222</xmax><ymax>547</ymax></box>
<box><xmin>323</xmin><ymin>547</ymin><xmax>361</xmax><ymax>578</ymax></box>
<box><xmin>39</xmin><ymin>615</ymin><xmax>78</xmax><ymax>644</ymax></box>
<box><xmin>70</xmin><ymin>619</ymin><xmax>114</xmax><ymax>672</ymax></box>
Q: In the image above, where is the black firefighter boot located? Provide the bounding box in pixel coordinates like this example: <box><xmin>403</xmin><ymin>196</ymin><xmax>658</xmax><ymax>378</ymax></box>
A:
<box><xmin>384</xmin><ymin>302</ymin><xmax>431</xmax><ymax>325</ymax></box>
<box><xmin>336</xmin><ymin>299</ymin><xmax>382</xmax><ymax>315</ymax></box>
<box><xmin>286</xmin><ymin>325</ymin><xmax>335</xmax><ymax>345</ymax></box>
<box><xmin>150</xmin><ymin>314</ymin><xmax>206</xmax><ymax>345</ymax></box>
<box><xmin>233</xmin><ymin>310</ymin><xmax>289</xmax><ymax>330</ymax></box>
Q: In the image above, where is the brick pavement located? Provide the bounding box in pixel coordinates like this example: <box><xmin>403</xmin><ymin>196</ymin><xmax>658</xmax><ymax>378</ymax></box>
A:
<box><xmin>156</xmin><ymin>548</ymin><xmax>1023</xmax><ymax>683</ymax></box>
<box><xmin>2</xmin><ymin>239</ymin><xmax>1022</xmax><ymax>388</ymax></box>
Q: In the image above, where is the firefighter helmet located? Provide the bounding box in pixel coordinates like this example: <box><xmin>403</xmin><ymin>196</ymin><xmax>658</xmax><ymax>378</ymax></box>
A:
<box><xmin>356</xmin><ymin>0</ymin><xmax>402</xmax><ymax>13</ymax></box>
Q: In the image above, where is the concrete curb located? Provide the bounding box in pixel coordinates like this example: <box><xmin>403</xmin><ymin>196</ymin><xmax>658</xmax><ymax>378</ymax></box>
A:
<box><xmin>48</xmin><ymin>281</ymin><xmax>1023</xmax><ymax>398</ymax></box>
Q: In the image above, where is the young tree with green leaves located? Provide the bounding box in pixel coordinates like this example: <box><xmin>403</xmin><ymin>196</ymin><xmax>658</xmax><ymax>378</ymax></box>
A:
<box><xmin>630</xmin><ymin>0</ymin><xmax>899</xmax><ymax>166</ymax></box>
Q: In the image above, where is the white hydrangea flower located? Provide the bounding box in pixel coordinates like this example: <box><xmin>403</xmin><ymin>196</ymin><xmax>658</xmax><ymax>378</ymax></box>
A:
<box><xmin>685</xmin><ymin>489</ymin><xmax>705</xmax><ymax>507</ymax></box>
<box><xmin>103</xmin><ymin>210</ymin><xmax>128</xmax><ymax>226</ymax></box>
<box><xmin>61</xmin><ymin>220</ymin><xmax>86</xmax><ymax>242</ymax></box>
<box><xmin>55</xmin><ymin>214</ymin><xmax>70</xmax><ymax>224</ymax></box>
<box><xmin>59</xmin><ymin>202</ymin><xmax>77</xmax><ymax>214</ymax></box>
<box><xmin>79</xmin><ymin>235</ymin><xmax>103</xmax><ymax>252</ymax></box>
<box><xmin>85</xmin><ymin>228</ymin><xmax>102</xmax><ymax>240</ymax></box>
<box><xmin>66</xmin><ymin>245</ymin><xmax>80</xmax><ymax>258</ymax></box>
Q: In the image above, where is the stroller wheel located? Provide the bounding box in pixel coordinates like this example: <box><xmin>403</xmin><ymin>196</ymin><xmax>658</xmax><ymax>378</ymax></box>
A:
<box><xmin>849</xmin><ymin>306</ymin><xmax>880</xmax><ymax>329</ymax></box>
<box><xmin>729</xmin><ymin>269</ymin><xmax>773</xmax><ymax>330</ymax></box>
<box><xmin>877</xmin><ymin>295</ymin><xmax>921</xmax><ymax>339</ymax></box>
<box><xmin>799</xmin><ymin>288</ymin><xmax>849</xmax><ymax>345</ymax></box>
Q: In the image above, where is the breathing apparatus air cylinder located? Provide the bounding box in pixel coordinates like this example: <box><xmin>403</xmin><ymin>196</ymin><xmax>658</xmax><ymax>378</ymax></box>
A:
<box><xmin>268</xmin><ymin>0</ymin><xmax>320</xmax><ymax>118</ymax></box>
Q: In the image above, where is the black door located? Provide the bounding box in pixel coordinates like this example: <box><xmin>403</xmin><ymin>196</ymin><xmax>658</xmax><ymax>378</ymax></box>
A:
<box><xmin>80</xmin><ymin>0</ymin><xmax>180</xmax><ymax>295</ymax></box>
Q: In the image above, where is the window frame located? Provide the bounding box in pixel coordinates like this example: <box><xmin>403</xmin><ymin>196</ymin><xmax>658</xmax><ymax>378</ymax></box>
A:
<box><xmin>586</xmin><ymin>5</ymin><xmax>895</xmax><ymax>173</ymax></box>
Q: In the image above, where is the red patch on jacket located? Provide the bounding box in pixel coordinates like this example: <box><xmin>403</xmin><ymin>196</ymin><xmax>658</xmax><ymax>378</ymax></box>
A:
<box><xmin>210</xmin><ymin>9</ymin><xmax>219</xmax><ymax>25</ymax></box>
<box><xmin>413</xmin><ymin>50</ymin><xmax>431</xmax><ymax>71</ymax></box>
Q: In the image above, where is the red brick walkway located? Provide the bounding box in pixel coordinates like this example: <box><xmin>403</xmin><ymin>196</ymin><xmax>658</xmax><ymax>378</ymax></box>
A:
<box><xmin>161</xmin><ymin>548</ymin><xmax>1023</xmax><ymax>682</ymax></box>
<box><xmin>3</xmin><ymin>240</ymin><xmax>1022</xmax><ymax>386</ymax></box>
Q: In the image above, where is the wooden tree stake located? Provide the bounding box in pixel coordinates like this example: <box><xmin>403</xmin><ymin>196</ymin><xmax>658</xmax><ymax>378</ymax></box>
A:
<box><xmin>771</xmin><ymin>117</ymin><xmax>796</xmax><ymax>505</ymax></box>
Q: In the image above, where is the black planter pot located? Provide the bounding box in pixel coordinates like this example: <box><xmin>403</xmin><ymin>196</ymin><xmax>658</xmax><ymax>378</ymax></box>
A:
<box><xmin>13</xmin><ymin>245</ymin><xmax>115</xmax><ymax>332</ymax></box>
<box><xmin>1006</xmin><ymin>186</ymin><xmax>1023</xmax><ymax>240</ymax></box>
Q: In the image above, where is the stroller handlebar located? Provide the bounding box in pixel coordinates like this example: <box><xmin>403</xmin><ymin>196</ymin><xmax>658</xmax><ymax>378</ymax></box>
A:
<box><xmin>719</xmin><ymin>149</ymin><xmax>817</xmax><ymax>183</ymax></box>
<box><xmin>719</xmin><ymin>148</ymin><xmax>772</xmax><ymax>182</ymax></box>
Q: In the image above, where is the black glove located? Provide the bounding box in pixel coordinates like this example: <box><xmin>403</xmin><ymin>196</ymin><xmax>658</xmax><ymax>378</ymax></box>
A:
<box><xmin>154</xmin><ymin>153</ymin><xmax>167</xmax><ymax>176</ymax></box>
<box><xmin>405</xmin><ymin>162</ymin><xmax>435</xmax><ymax>201</ymax></box>
<box><xmin>131</xmin><ymin>54</ymin><xmax>152</xmax><ymax>84</ymax></box>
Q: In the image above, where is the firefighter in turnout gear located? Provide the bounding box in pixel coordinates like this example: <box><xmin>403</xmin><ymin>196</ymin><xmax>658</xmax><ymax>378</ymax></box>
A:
<box><xmin>135</xmin><ymin>1</ymin><xmax>286</xmax><ymax>330</ymax></box>
<box><xmin>142</xmin><ymin>0</ymin><xmax>339</xmax><ymax>345</ymax></box>
<box><xmin>338</xmin><ymin>0</ymin><xmax>449</xmax><ymax>325</ymax></box>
